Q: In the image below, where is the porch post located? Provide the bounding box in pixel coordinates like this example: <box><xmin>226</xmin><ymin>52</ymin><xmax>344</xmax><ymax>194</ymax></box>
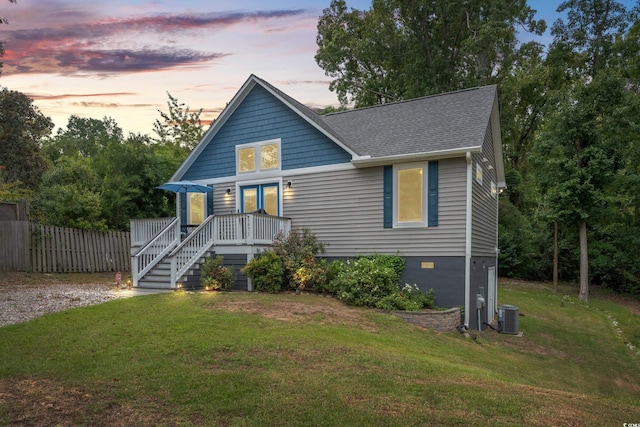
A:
<box><xmin>246</xmin><ymin>253</ymin><xmax>254</xmax><ymax>291</ymax></box>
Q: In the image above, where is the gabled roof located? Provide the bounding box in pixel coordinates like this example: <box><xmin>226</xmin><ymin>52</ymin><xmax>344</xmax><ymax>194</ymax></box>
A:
<box><xmin>321</xmin><ymin>85</ymin><xmax>497</xmax><ymax>158</ymax></box>
<box><xmin>173</xmin><ymin>75</ymin><xmax>504</xmax><ymax>185</ymax></box>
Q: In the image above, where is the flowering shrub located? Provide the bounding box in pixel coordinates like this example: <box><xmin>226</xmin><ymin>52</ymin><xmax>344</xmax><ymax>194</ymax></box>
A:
<box><xmin>200</xmin><ymin>255</ymin><xmax>236</xmax><ymax>291</ymax></box>
<box><xmin>327</xmin><ymin>255</ymin><xmax>437</xmax><ymax>311</ymax></box>
<box><xmin>332</xmin><ymin>257</ymin><xmax>399</xmax><ymax>307</ymax></box>
<box><xmin>375</xmin><ymin>284</ymin><xmax>437</xmax><ymax>311</ymax></box>
<box><xmin>355</xmin><ymin>254</ymin><xmax>405</xmax><ymax>283</ymax></box>
<box><xmin>272</xmin><ymin>228</ymin><xmax>325</xmax><ymax>290</ymax></box>
<box><xmin>241</xmin><ymin>250</ymin><xmax>284</xmax><ymax>293</ymax></box>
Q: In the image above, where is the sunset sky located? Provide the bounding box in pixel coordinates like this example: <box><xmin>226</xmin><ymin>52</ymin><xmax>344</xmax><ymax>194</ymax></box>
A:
<box><xmin>0</xmin><ymin>0</ymin><xmax>630</xmax><ymax>136</ymax></box>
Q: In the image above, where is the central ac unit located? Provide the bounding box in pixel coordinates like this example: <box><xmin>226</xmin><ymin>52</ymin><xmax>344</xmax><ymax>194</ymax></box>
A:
<box><xmin>498</xmin><ymin>305</ymin><xmax>519</xmax><ymax>334</ymax></box>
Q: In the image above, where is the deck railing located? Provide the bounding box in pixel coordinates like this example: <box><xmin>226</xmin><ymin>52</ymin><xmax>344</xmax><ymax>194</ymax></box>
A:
<box><xmin>131</xmin><ymin>218</ymin><xmax>180</xmax><ymax>286</ymax></box>
<box><xmin>130</xmin><ymin>217</ymin><xmax>174</xmax><ymax>249</ymax></box>
<box><xmin>131</xmin><ymin>213</ymin><xmax>291</xmax><ymax>288</ymax></box>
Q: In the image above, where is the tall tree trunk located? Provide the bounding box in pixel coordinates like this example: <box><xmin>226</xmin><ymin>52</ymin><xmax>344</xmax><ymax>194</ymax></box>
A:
<box><xmin>578</xmin><ymin>221</ymin><xmax>589</xmax><ymax>302</ymax></box>
<box><xmin>553</xmin><ymin>222</ymin><xmax>558</xmax><ymax>293</ymax></box>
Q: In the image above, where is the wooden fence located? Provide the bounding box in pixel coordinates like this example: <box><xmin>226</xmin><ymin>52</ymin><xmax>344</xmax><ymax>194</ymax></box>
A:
<box><xmin>0</xmin><ymin>221</ymin><xmax>130</xmax><ymax>273</ymax></box>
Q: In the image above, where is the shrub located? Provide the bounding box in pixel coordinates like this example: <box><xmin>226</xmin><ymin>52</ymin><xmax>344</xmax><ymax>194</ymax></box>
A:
<box><xmin>200</xmin><ymin>255</ymin><xmax>236</xmax><ymax>291</ymax></box>
<box><xmin>333</xmin><ymin>257</ymin><xmax>399</xmax><ymax>307</ymax></box>
<box><xmin>375</xmin><ymin>284</ymin><xmax>437</xmax><ymax>311</ymax></box>
<box><xmin>315</xmin><ymin>259</ymin><xmax>344</xmax><ymax>294</ymax></box>
<box><xmin>272</xmin><ymin>228</ymin><xmax>326</xmax><ymax>290</ymax></box>
<box><xmin>355</xmin><ymin>254</ymin><xmax>405</xmax><ymax>283</ymax></box>
<box><xmin>241</xmin><ymin>250</ymin><xmax>284</xmax><ymax>293</ymax></box>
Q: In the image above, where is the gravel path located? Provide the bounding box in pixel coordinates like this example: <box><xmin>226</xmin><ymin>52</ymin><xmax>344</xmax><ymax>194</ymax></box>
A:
<box><xmin>0</xmin><ymin>284</ymin><xmax>127</xmax><ymax>327</ymax></box>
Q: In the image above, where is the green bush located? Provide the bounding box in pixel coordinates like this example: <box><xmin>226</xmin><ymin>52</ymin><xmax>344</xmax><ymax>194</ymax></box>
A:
<box><xmin>200</xmin><ymin>255</ymin><xmax>236</xmax><ymax>291</ymax></box>
<box><xmin>333</xmin><ymin>257</ymin><xmax>399</xmax><ymax>307</ymax></box>
<box><xmin>315</xmin><ymin>259</ymin><xmax>346</xmax><ymax>294</ymax></box>
<box><xmin>241</xmin><ymin>251</ymin><xmax>284</xmax><ymax>293</ymax></box>
<box><xmin>355</xmin><ymin>254</ymin><xmax>405</xmax><ymax>283</ymax></box>
<box><xmin>272</xmin><ymin>228</ymin><xmax>326</xmax><ymax>290</ymax></box>
<box><xmin>375</xmin><ymin>284</ymin><xmax>436</xmax><ymax>312</ymax></box>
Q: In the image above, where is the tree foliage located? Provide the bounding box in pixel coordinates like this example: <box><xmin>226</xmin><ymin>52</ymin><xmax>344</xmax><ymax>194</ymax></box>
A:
<box><xmin>315</xmin><ymin>0</ymin><xmax>545</xmax><ymax>106</ymax></box>
<box><xmin>152</xmin><ymin>92</ymin><xmax>206</xmax><ymax>150</ymax></box>
<box><xmin>0</xmin><ymin>88</ymin><xmax>53</xmax><ymax>191</ymax></box>
<box><xmin>0</xmin><ymin>0</ymin><xmax>18</xmax><ymax>75</ymax></box>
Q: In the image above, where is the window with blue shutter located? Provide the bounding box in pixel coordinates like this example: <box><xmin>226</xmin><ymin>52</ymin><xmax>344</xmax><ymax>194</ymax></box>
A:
<box><xmin>385</xmin><ymin>161</ymin><xmax>438</xmax><ymax>228</ymax></box>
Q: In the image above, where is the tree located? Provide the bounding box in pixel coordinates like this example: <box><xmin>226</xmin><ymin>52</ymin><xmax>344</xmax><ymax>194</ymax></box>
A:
<box><xmin>152</xmin><ymin>92</ymin><xmax>206</xmax><ymax>150</ymax></box>
<box><xmin>41</xmin><ymin>115</ymin><xmax>123</xmax><ymax>162</ymax></box>
<box><xmin>0</xmin><ymin>0</ymin><xmax>17</xmax><ymax>75</ymax></box>
<box><xmin>315</xmin><ymin>0</ymin><xmax>545</xmax><ymax>107</ymax></box>
<box><xmin>40</xmin><ymin>116</ymin><xmax>178</xmax><ymax>230</ymax></box>
<box><xmin>535</xmin><ymin>0</ymin><xmax>637</xmax><ymax>301</ymax></box>
<box><xmin>0</xmin><ymin>88</ymin><xmax>53</xmax><ymax>191</ymax></box>
<box><xmin>31</xmin><ymin>156</ymin><xmax>106</xmax><ymax>230</ymax></box>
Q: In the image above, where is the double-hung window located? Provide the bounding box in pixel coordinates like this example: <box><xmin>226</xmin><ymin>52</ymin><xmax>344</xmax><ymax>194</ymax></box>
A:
<box><xmin>384</xmin><ymin>161</ymin><xmax>438</xmax><ymax>228</ymax></box>
<box><xmin>237</xmin><ymin>139</ymin><xmax>281</xmax><ymax>174</ymax></box>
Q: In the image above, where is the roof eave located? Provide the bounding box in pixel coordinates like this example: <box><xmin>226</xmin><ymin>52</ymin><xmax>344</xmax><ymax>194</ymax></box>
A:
<box><xmin>351</xmin><ymin>147</ymin><xmax>482</xmax><ymax>168</ymax></box>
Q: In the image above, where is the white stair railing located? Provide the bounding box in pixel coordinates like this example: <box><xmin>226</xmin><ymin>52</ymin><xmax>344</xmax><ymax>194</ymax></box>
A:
<box><xmin>133</xmin><ymin>214</ymin><xmax>292</xmax><ymax>288</ymax></box>
<box><xmin>131</xmin><ymin>218</ymin><xmax>180</xmax><ymax>286</ymax></box>
<box><xmin>169</xmin><ymin>215</ymin><xmax>217</xmax><ymax>285</ymax></box>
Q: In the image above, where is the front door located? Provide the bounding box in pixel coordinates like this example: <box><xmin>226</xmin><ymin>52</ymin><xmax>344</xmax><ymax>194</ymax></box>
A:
<box><xmin>240</xmin><ymin>183</ymin><xmax>280</xmax><ymax>216</ymax></box>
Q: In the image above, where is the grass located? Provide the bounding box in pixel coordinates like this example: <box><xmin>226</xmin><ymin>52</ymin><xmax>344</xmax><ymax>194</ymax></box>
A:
<box><xmin>1</xmin><ymin>277</ymin><xmax>639</xmax><ymax>426</ymax></box>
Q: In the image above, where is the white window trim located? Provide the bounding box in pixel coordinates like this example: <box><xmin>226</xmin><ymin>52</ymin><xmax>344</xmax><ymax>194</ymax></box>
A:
<box><xmin>236</xmin><ymin>138</ymin><xmax>282</xmax><ymax>175</ymax></box>
<box><xmin>393</xmin><ymin>162</ymin><xmax>428</xmax><ymax>228</ymax></box>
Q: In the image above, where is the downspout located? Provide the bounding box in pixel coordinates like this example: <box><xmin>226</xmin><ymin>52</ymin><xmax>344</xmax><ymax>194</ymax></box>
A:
<box><xmin>464</xmin><ymin>152</ymin><xmax>473</xmax><ymax>328</ymax></box>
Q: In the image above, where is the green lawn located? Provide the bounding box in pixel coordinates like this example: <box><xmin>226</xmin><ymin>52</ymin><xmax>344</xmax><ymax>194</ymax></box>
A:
<box><xmin>1</xmin><ymin>279</ymin><xmax>639</xmax><ymax>426</ymax></box>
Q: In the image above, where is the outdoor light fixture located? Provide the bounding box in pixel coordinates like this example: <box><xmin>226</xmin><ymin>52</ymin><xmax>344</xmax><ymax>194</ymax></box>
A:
<box><xmin>287</xmin><ymin>181</ymin><xmax>293</xmax><ymax>188</ymax></box>
<box><xmin>225</xmin><ymin>188</ymin><xmax>231</xmax><ymax>194</ymax></box>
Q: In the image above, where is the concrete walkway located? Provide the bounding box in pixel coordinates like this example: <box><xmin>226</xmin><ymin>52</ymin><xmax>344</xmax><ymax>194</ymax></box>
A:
<box><xmin>111</xmin><ymin>287</ymin><xmax>174</xmax><ymax>298</ymax></box>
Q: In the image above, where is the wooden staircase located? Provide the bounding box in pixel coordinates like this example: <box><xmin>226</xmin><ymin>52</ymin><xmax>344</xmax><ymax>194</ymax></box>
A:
<box><xmin>130</xmin><ymin>213</ymin><xmax>291</xmax><ymax>290</ymax></box>
<box><xmin>136</xmin><ymin>249</ymin><xmax>215</xmax><ymax>289</ymax></box>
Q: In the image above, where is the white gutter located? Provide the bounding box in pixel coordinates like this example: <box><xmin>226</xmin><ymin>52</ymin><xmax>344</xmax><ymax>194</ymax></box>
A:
<box><xmin>351</xmin><ymin>146</ymin><xmax>481</xmax><ymax>168</ymax></box>
<box><xmin>464</xmin><ymin>151</ymin><xmax>473</xmax><ymax>327</ymax></box>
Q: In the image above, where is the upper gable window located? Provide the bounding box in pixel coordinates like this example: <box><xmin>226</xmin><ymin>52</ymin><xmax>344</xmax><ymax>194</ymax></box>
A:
<box><xmin>237</xmin><ymin>139</ymin><xmax>281</xmax><ymax>174</ymax></box>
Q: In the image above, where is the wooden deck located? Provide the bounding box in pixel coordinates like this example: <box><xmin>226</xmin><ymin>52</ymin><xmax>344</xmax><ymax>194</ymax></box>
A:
<box><xmin>130</xmin><ymin>214</ymin><xmax>291</xmax><ymax>288</ymax></box>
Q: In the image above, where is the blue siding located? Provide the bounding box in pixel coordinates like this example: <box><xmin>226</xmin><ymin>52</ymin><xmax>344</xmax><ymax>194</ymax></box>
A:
<box><xmin>182</xmin><ymin>85</ymin><xmax>351</xmax><ymax>180</ymax></box>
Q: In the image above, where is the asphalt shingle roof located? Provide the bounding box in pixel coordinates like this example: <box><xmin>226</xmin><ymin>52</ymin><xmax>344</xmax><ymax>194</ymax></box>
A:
<box><xmin>319</xmin><ymin>85</ymin><xmax>497</xmax><ymax>158</ymax></box>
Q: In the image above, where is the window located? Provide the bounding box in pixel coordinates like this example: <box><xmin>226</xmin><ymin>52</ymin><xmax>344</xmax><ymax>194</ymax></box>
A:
<box><xmin>476</xmin><ymin>164</ymin><xmax>483</xmax><ymax>185</ymax></box>
<box><xmin>240</xmin><ymin>183</ymin><xmax>280</xmax><ymax>216</ymax></box>
<box><xmin>188</xmin><ymin>193</ymin><xmax>205</xmax><ymax>225</ymax></box>
<box><xmin>393</xmin><ymin>163</ymin><xmax>428</xmax><ymax>227</ymax></box>
<box><xmin>384</xmin><ymin>162</ymin><xmax>438</xmax><ymax>229</ymax></box>
<box><xmin>236</xmin><ymin>139</ymin><xmax>281</xmax><ymax>174</ymax></box>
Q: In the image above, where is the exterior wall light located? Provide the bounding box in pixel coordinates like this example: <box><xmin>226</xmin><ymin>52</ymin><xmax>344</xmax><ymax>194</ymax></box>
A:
<box><xmin>287</xmin><ymin>181</ymin><xmax>293</xmax><ymax>188</ymax></box>
<box><xmin>226</xmin><ymin>188</ymin><xmax>231</xmax><ymax>194</ymax></box>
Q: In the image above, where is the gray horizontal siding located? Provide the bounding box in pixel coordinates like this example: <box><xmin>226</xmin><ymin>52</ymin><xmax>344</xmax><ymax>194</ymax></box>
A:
<box><xmin>283</xmin><ymin>158</ymin><xmax>467</xmax><ymax>257</ymax></box>
<box><xmin>471</xmin><ymin>125</ymin><xmax>499</xmax><ymax>257</ymax></box>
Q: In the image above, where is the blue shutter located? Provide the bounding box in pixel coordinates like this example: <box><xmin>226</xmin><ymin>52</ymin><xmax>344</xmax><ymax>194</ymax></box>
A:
<box><xmin>206</xmin><ymin>186</ymin><xmax>214</xmax><ymax>217</ymax></box>
<box><xmin>428</xmin><ymin>161</ymin><xmax>438</xmax><ymax>226</ymax></box>
<box><xmin>383</xmin><ymin>165</ymin><xmax>392</xmax><ymax>228</ymax></box>
<box><xmin>179</xmin><ymin>192</ymin><xmax>188</xmax><ymax>232</ymax></box>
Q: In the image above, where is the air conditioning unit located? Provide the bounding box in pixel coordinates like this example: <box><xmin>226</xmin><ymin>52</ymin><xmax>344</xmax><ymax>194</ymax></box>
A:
<box><xmin>498</xmin><ymin>305</ymin><xmax>519</xmax><ymax>335</ymax></box>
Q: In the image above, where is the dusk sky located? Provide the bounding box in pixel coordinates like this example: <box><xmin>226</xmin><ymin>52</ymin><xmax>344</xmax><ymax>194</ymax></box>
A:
<box><xmin>0</xmin><ymin>0</ymin><xmax>629</xmax><ymax>136</ymax></box>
